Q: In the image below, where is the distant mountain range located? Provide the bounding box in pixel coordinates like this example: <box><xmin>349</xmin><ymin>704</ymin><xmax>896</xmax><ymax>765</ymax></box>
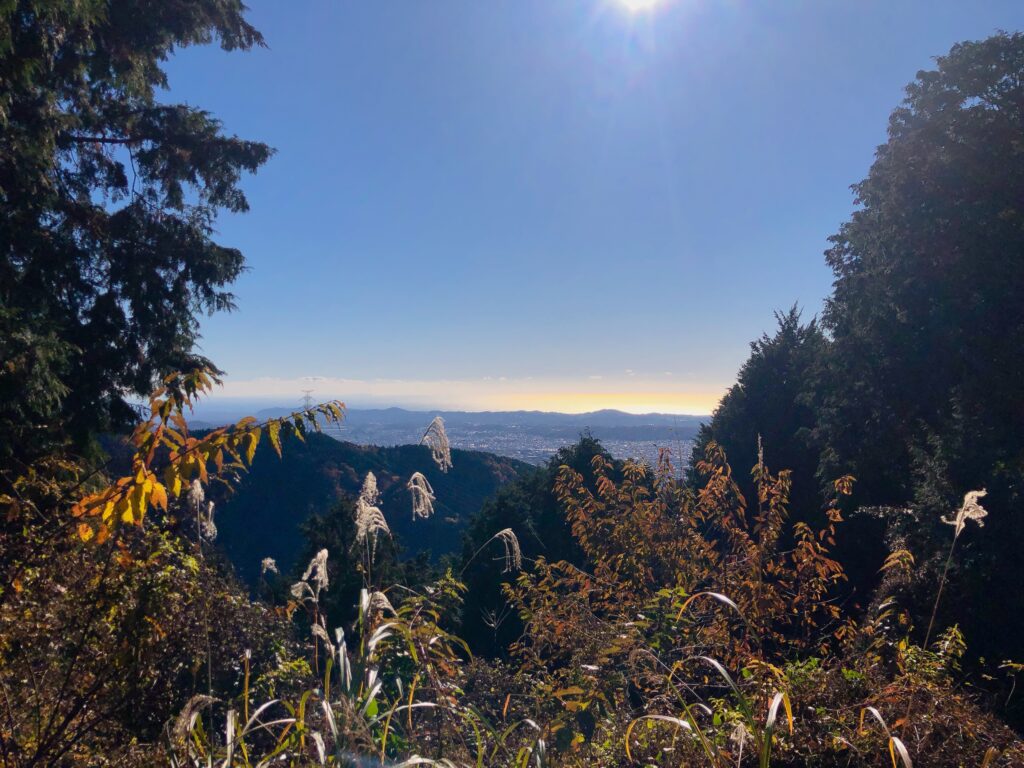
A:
<box><xmin>284</xmin><ymin>406</ymin><xmax>705</xmax><ymax>429</ymax></box>
<box><xmin>190</xmin><ymin>405</ymin><xmax>705</xmax><ymax>465</ymax></box>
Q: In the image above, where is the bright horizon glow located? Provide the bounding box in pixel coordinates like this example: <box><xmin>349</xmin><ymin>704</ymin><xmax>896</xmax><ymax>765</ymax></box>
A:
<box><xmin>206</xmin><ymin>375</ymin><xmax>721</xmax><ymax>416</ymax></box>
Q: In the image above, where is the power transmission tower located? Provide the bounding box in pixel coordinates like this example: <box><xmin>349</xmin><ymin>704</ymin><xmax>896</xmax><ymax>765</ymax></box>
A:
<box><xmin>301</xmin><ymin>390</ymin><xmax>315</xmax><ymax>410</ymax></box>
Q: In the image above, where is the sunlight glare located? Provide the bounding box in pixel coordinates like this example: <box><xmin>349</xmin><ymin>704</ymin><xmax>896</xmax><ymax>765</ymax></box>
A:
<box><xmin>617</xmin><ymin>0</ymin><xmax>665</xmax><ymax>13</ymax></box>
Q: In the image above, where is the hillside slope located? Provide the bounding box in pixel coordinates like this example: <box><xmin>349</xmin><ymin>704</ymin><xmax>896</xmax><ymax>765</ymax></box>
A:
<box><xmin>213</xmin><ymin>433</ymin><xmax>530</xmax><ymax>583</ymax></box>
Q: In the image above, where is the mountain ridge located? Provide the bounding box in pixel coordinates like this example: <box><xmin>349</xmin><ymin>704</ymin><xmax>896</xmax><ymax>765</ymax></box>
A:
<box><xmin>213</xmin><ymin>433</ymin><xmax>532</xmax><ymax>584</ymax></box>
<box><xmin>253</xmin><ymin>405</ymin><xmax>705</xmax><ymax>427</ymax></box>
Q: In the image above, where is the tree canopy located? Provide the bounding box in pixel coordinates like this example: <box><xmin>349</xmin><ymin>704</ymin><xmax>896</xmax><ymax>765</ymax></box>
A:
<box><xmin>0</xmin><ymin>0</ymin><xmax>272</xmax><ymax>471</ymax></box>
<box><xmin>689</xmin><ymin>306</ymin><xmax>826</xmax><ymax>520</ymax></box>
<box><xmin>816</xmin><ymin>31</ymin><xmax>1024</xmax><ymax>506</ymax></box>
<box><xmin>704</xmin><ymin>33</ymin><xmax>1024</xmax><ymax>672</ymax></box>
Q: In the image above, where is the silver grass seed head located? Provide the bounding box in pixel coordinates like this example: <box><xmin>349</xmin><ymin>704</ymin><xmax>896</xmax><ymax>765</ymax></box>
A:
<box><xmin>495</xmin><ymin>528</ymin><xmax>523</xmax><ymax>573</ymax></box>
<box><xmin>301</xmin><ymin>548</ymin><xmax>330</xmax><ymax>594</ymax></box>
<box><xmin>199</xmin><ymin>500</ymin><xmax>217</xmax><ymax>541</ymax></box>
<box><xmin>367</xmin><ymin>590</ymin><xmax>396</xmax><ymax>616</ymax></box>
<box><xmin>188</xmin><ymin>479</ymin><xmax>216</xmax><ymax>541</ymax></box>
<box><xmin>186</xmin><ymin>479</ymin><xmax>205</xmax><ymax>512</ymax></box>
<box><xmin>355</xmin><ymin>497</ymin><xmax>391</xmax><ymax>557</ymax></box>
<box><xmin>729</xmin><ymin>721</ymin><xmax>752</xmax><ymax>750</ymax></box>
<box><xmin>407</xmin><ymin>471</ymin><xmax>436</xmax><ymax>520</ymax></box>
<box><xmin>942</xmin><ymin>489</ymin><xmax>989</xmax><ymax>539</ymax></box>
<box><xmin>421</xmin><ymin>416</ymin><xmax>453</xmax><ymax>473</ymax></box>
<box><xmin>311</xmin><ymin>621</ymin><xmax>334</xmax><ymax>661</ymax></box>
<box><xmin>290</xmin><ymin>580</ymin><xmax>313</xmax><ymax>601</ymax></box>
<box><xmin>359</xmin><ymin>471</ymin><xmax>380</xmax><ymax>506</ymax></box>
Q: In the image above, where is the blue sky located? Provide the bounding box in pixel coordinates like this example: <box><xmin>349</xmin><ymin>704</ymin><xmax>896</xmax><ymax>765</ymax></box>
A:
<box><xmin>166</xmin><ymin>0</ymin><xmax>1024</xmax><ymax>414</ymax></box>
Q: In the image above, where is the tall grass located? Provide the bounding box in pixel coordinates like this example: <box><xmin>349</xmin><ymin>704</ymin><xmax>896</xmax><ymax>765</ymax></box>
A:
<box><xmin>159</xmin><ymin>445</ymin><xmax>1017</xmax><ymax>766</ymax></box>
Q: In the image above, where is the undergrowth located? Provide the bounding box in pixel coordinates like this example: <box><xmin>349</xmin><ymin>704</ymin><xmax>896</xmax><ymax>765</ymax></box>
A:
<box><xmin>1</xmin><ymin>373</ymin><xmax>1021</xmax><ymax>766</ymax></box>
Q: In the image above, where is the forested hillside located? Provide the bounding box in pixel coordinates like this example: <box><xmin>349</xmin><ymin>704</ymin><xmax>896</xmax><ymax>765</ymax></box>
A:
<box><xmin>213</xmin><ymin>433</ymin><xmax>529</xmax><ymax>582</ymax></box>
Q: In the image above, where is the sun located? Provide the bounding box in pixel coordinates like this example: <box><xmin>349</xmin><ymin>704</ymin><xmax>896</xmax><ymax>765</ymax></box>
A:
<box><xmin>617</xmin><ymin>0</ymin><xmax>665</xmax><ymax>12</ymax></box>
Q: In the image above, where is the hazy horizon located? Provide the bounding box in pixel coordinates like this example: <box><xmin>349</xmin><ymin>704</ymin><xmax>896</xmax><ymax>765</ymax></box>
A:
<box><xmin>197</xmin><ymin>374</ymin><xmax>718</xmax><ymax>416</ymax></box>
<box><xmin>189</xmin><ymin>393</ymin><xmax>711</xmax><ymax>420</ymax></box>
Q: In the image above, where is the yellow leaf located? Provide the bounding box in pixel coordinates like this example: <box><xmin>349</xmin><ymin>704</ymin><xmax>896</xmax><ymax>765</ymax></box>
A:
<box><xmin>115</xmin><ymin>495</ymin><xmax>133</xmax><ymax>525</ymax></box>
<box><xmin>78</xmin><ymin>523</ymin><xmax>94</xmax><ymax>541</ymax></box>
<box><xmin>135</xmin><ymin>486</ymin><xmax>148</xmax><ymax>522</ymax></box>
<box><xmin>163</xmin><ymin>426</ymin><xmax>185</xmax><ymax>446</ymax></box>
<box><xmin>245</xmin><ymin>428</ymin><xmax>261</xmax><ymax>465</ymax></box>
<box><xmin>151</xmin><ymin>482</ymin><xmax>168</xmax><ymax>511</ymax></box>
<box><xmin>164</xmin><ymin>465</ymin><xmax>183</xmax><ymax>498</ymax></box>
<box><xmin>130</xmin><ymin>483</ymin><xmax>147</xmax><ymax>520</ymax></box>
<box><xmin>268</xmin><ymin>420</ymin><xmax>282</xmax><ymax>458</ymax></box>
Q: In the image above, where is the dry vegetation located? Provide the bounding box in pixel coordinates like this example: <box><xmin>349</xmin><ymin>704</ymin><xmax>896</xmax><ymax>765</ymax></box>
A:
<box><xmin>2</xmin><ymin>372</ymin><xmax>1020</xmax><ymax>766</ymax></box>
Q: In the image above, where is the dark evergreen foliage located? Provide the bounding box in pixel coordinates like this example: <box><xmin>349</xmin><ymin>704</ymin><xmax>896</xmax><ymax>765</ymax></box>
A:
<box><xmin>0</xmin><ymin>0</ymin><xmax>271</xmax><ymax>472</ymax></box>
<box><xmin>816</xmin><ymin>32</ymin><xmax>1024</xmax><ymax>507</ymax></box>
<box><xmin>810</xmin><ymin>33</ymin><xmax>1024</xmax><ymax>672</ymax></box>
<box><xmin>688</xmin><ymin>306</ymin><xmax>826</xmax><ymax>520</ymax></box>
<box><xmin>702</xmin><ymin>33</ymin><xmax>1024</xmax><ymax>679</ymax></box>
<box><xmin>291</xmin><ymin>495</ymin><xmax>437</xmax><ymax>630</ymax></box>
<box><xmin>459</xmin><ymin>436</ymin><xmax>612</xmax><ymax>656</ymax></box>
<box><xmin>213</xmin><ymin>432</ymin><xmax>530</xmax><ymax>585</ymax></box>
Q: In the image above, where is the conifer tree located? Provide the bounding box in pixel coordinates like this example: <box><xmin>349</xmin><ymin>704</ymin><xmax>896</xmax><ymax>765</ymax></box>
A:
<box><xmin>0</xmin><ymin>0</ymin><xmax>271</xmax><ymax>471</ymax></box>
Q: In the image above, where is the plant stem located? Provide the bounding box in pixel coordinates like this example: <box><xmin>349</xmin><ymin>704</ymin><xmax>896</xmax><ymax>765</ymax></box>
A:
<box><xmin>904</xmin><ymin>533</ymin><xmax>959</xmax><ymax>734</ymax></box>
<box><xmin>195</xmin><ymin>499</ymin><xmax>214</xmax><ymax>763</ymax></box>
<box><xmin>923</xmin><ymin>535</ymin><xmax>958</xmax><ymax>651</ymax></box>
